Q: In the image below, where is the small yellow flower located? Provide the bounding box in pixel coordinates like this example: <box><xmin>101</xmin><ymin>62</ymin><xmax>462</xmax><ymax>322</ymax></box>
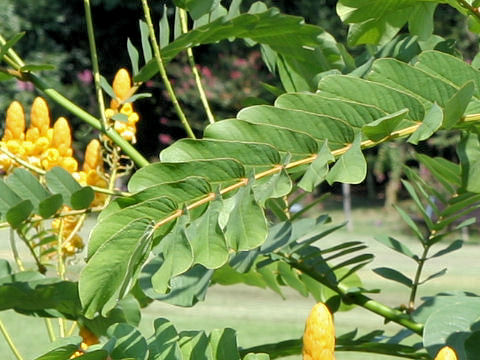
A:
<box><xmin>112</xmin><ymin>68</ymin><xmax>132</xmax><ymax>104</ymax></box>
<box><xmin>52</xmin><ymin>117</ymin><xmax>73</xmax><ymax>157</ymax></box>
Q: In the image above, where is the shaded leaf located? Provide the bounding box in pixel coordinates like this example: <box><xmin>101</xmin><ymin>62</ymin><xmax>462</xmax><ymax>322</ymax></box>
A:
<box><xmin>373</xmin><ymin>267</ymin><xmax>412</xmax><ymax>288</ymax></box>
<box><xmin>408</xmin><ymin>103</ymin><xmax>443</xmax><ymax>145</ymax></box>
<box><xmin>326</xmin><ymin>134</ymin><xmax>366</xmax><ymax>185</ymax></box>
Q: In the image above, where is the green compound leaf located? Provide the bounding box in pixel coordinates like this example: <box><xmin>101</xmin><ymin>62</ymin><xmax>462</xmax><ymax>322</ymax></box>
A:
<box><xmin>80</xmin><ymin>218</ymin><xmax>155</xmax><ymax>318</ymax></box>
<box><xmin>326</xmin><ymin>134</ymin><xmax>366</xmax><ymax>185</ymax></box>
<box><xmin>45</xmin><ymin>167</ymin><xmax>82</xmax><ymax>208</ymax></box>
<box><xmin>225</xmin><ymin>184</ymin><xmax>268</xmax><ymax>251</ymax></box>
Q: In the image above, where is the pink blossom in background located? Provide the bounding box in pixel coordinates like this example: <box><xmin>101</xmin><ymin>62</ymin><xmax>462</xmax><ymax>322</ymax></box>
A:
<box><xmin>201</xmin><ymin>66</ymin><xmax>213</xmax><ymax>79</ymax></box>
<box><xmin>230</xmin><ymin>70</ymin><xmax>242</xmax><ymax>80</ymax></box>
<box><xmin>77</xmin><ymin>69</ymin><xmax>93</xmax><ymax>84</ymax></box>
<box><xmin>233</xmin><ymin>58</ymin><xmax>248</xmax><ymax>67</ymax></box>
<box><xmin>183</xmin><ymin>65</ymin><xmax>192</xmax><ymax>75</ymax></box>
<box><xmin>145</xmin><ymin>80</ymin><xmax>155</xmax><ymax>88</ymax></box>
<box><xmin>159</xmin><ymin>133</ymin><xmax>173</xmax><ymax>144</ymax></box>
<box><xmin>16</xmin><ymin>80</ymin><xmax>34</xmax><ymax>91</ymax></box>
<box><xmin>160</xmin><ymin>117</ymin><xmax>169</xmax><ymax>125</ymax></box>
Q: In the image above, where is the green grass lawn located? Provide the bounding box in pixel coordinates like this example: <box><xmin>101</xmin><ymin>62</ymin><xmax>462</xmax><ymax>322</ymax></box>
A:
<box><xmin>0</xmin><ymin>199</ymin><xmax>478</xmax><ymax>359</ymax></box>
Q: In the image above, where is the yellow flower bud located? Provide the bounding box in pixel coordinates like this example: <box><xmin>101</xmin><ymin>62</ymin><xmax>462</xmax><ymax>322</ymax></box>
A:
<box><xmin>35</xmin><ymin>137</ymin><xmax>50</xmax><ymax>154</ymax></box>
<box><xmin>6</xmin><ymin>139</ymin><xmax>22</xmax><ymax>154</ymax></box>
<box><xmin>0</xmin><ymin>153</ymin><xmax>12</xmax><ymax>171</ymax></box>
<box><xmin>61</xmin><ymin>157</ymin><xmax>78</xmax><ymax>173</ymax></box>
<box><xmin>52</xmin><ymin>117</ymin><xmax>72</xmax><ymax>151</ymax></box>
<box><xmin>112</xmin><ymin>68</ymin><xmax>131</xmax><ymax>102</ymax></box>
<box><xmin>105</xmin><ymin>108</ymin><xmax>115</xmax><ymax>119</ymax></box>
<box><xmin>114</xmin><ymin>121</ymin><xmax>126</xmax><ymax>133</ymax></box>
<box><xmin>128</xmin><ymin>112</ymin><xmax>139</xmax><ymax>125</ymax></box>
<box><xmin>26</xmin><ymin>127</ymin><xmax>40</xmax><ymax>142</ymax></box>
<box><xmin>42</xmin><ymin>148</ymin><xmax>60</xmax><ymax>169</ymax></box>
<box><xmin>434</xmin><ymin>346</ymin><xmax>457</xmax><ymax>360</ymax></box>
<box><xmin>23</xmin><ymin>140</ymin><xmax>35</xmax><ymax>156</ymax></box>
<box><xmin>3</xmin><ymin>101</ymin><xmax>25</xmax><ymax>141</ymax></box>
<box><xmin>30</xmin><ymin>97</ymin><xmax>50</xmax><ymax>136</ymax></box>
<box><xmin>303</xmin><ymin>302</ymin><xmax>335</xmax><ymax>360</ymax></box>
<box><xmin>83</xmin><ymin>139</ymin><xmax>103</xmax><ymax>172</ymax></box>
<box><xmin>120</xmin><ymin>103</ymin><xmax>133</xmax><ymax>116</ymax></box>
<box><xmin>72</xmin><ymin>171</ymin><xmax>87</xmax><ymax>185</ymax></box>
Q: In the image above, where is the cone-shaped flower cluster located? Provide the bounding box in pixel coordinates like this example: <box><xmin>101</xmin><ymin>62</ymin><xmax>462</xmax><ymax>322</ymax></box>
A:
<box><xmin>434</xmin><ymin>346</ymin><xmax>458</xmax><ymax>360</ymax></box>
<box><xmin>0</xmin><ymin>97</ymin><xmax>78</xmax><ymax>173</ymax></box>
<box><xmin>70</xmin><ymin>326</ymin><xmax>99</xmax><ymax>358</ymax></box>
<box><xmin>303</xmin><ymin>302</ymin><xmax>336</xmax><ymax>360</ymax></box>
<box><xmin>105</xmin><ymin>68</ymin><xmax>140</xmax><ymax>143</ymax></box>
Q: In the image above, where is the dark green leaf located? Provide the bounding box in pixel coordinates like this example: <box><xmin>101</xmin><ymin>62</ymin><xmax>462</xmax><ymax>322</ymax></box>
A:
<box><xmin>38</xmin><ymin>194</ymin><xmax>63</xmax><ymax>218</ymax></box>
<box><xmin>147</xmin><ymin>318</ymin><xmax>182</xmax><ymax>358</ymax></box>
<box><xmin>20</xmin><ymin>63</ymin><xmax>55</xmax><ymax>72</ymax></box>
<box><xmin>457</xmin><ymin>132</ymin><xmax>480</xmax><ymax>193</ymax></box>
<box><xmin>374</xmin><ymin>235</ymin><xmax>418</xmax><ymax>260</ymax></box>
<box><xmin>34</xmin><ymin>337</ymin><xmax>81</xmax><ymax>360</ymax></box>
<box><xmin>0</xmin><ymin>32</ymin><xmax>25</xmax><ymax>60</ymax></box>
<box><xmin>393</xmin><ymin>204</ymin><xmax>425</xmax><ymax>241</ymax></box>
<box><xmin>208</xmin><ymin>328</ymin><xmax>240</xmax><ymax>360</ymax></box>
<box><xmin>420</xmin><ymin>268</ymin><xmax>447</xmax><ymax>285</ymax></box>
<box><xmin>108</xmin><ymin>323</ymin><xmax>148</xmax><ymax>360</ymax></box>
<box><xmin>45</xmin><ymin>167</ymin><xmax>82</xmax><ymax>208</ymax></box>
<box><xmin>430</xmin><ymin>240</ymin><xmax>463</xmax><ymax>259</ymax></box>
<box><xmin>372</xmin><ymin>267</ymin><xmax>412</xmax><ymax>288</ymax></box>
<box><xmin>174</xmin><ymin>0</ymin><xmax>221</xmax><ymax>20</ymax></box>
<box><xmin>122</xmin><ymin>93</ymin><xmax>152</xmax><ymax>103</ymax></box>
<box><xmin>6</xmin><ymin>200</ymin><xmax>33</xmax><ymax>228</ymax></box>
<box><xmin>71</xmin><ymin>186</ymin><xmax>94</xmax><ymax>210</ymax></box>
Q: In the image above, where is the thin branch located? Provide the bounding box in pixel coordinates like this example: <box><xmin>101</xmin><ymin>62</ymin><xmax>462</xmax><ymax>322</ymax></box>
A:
<box><xmin>83</xmin><ymin>0</ymin><xmax>109</xmax><ymax>131</ymax></box>
<box><xmin>455</xmin><ymin>0</ymin><xmax>480</xmax><ymax>22</ymax></box>
<box><xmin>9</xmin><ymin>228</ymin><xmax>24</xmax><ymax>272</ymax></box>
<box><xmin>140</xmin><ymin>0</ymin><xmax>196</xmax><ymax>138</ymax></box>
<box><xmin>0</xmin><ymin>318</ymin><xmax>24</xmax><ymax>360</ymax></box>
<box><xmin>16</xmin><ymin>230</ymin><xmax>46</xmax><ymax>274</ymax></box>
<box><xmin>179</xmin><ymin>8</ymin><xmax>215</xmax><ymax>124</ymax></box>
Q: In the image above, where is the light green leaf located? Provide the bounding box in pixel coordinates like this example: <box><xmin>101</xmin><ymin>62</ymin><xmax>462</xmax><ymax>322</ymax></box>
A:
<box><xmin>362</xmin><ymin>108</ymin><xmax>409</xmax><ymax>142</ymax></box>
<box><xmin>225</xmin><ymin>184</ymin><xmax>268</xmax><ymax>251</ymax></box>
<box><xmin>5</xmin><ymin>168</ymin><xmax>49</xmax><ymax>210</ymax></box>
<box><xmin>238</xmin><ymin>105</ymin><xmax>355</xmax><ymax>148</ymax></box>
<box><xmin>151</xmin><ymin>216</ymin><xmax>193</xmax><ymax>294</ymax></box>
<box><xmin>253</xmin><ymin>168</ymin><xmax>292</xmax><ymax>206</ymax></box>
<box><xmin>80</xmin><ymin>218</ymin><xmax>154</xmax><ymax>319</ymax></box>
<box><xmin>20</xmin><ymin>63</ymin><xmax>55</xmax><ymax>72</ymax></box>
<box><xmin>139</xmin><ymin>20</ymin><xmax>152</xmax><ymax>63</ymax></box>
<box><xmin>205</xmin><ymin>119</ymin><xmax>318</xmax><ymax>158</ymax></box>
<box><xmin>423</xmin><ymin>297</ymin><xmax>480</xmax><ymax>359</ymax></box>
<box><xmin>187</xmin><ymin>199</ymin><xmax>229</xmax><ymax>269</ymax></box>
<box><xmin>408</xmin><ymin>103</ymin><xmax>443</xmax><ymax>145</ymax></box>
<box><xmin>179</xmin><ymin>330</ymin><xmax>209</xmax><ymax>360</ymax></box>
<box><xmin>408</xmin><ymin>3</ymin><xmax>436</xmax><ymax>40</ymax></box>
<box><xmin>147</xmin><ymin>318</ymin><xmax>181</xmax><ymax>358</ymax></box>
<box><xmin>298</xmin><ymin>141</ymin><xmax>334</xmax><ymax>191</ymax></box>
<box><xmin>129</xmin><ymin>159</ymin><xmax>245</xmax><ymax>193</ymax></box>
<box><xmin>160</xmin><ymin>139</ymin><xmax>281</xmax><ymax>169</ymax></box>
<box><xmin>99</xmin><ymin>75</ymin><xmax>116</xmax><ymax>99</ymax></box>
<box><xmin>443</xmin><ymin>81</ymin><xmax>475</xmax><ymax>129</ymax></box>
<box><xmin>159</xmin><ymin>5</ymin><xmax>170</xmax><ymax>49</ymax></box>
<box><xmin>127</xmin><ymin>38</ymin><xmax>139</xmax><ymax>75</ymax></box>
<box><xmin>0</xmin><ymin>32</ymin><xmax>25</xmax><ymax>60</ymax></box>
<box><xmin>0</xmin><ymin>179</ymin><xmax>22</xmax><ymax>220</ymax></box>
<box><xmin>457</xmin><ymin>132</ymin><xmax>480</xmax><ymax>193</ymax></box>
<box><xmin>243</xmin><ymin>353</ymin><xmax>270</xmax><ymax>360</ymax></box>
<box><xmin>326</xmin><ymin>134</ymin><xmax>366</xmax><ymax>185</ymax></box>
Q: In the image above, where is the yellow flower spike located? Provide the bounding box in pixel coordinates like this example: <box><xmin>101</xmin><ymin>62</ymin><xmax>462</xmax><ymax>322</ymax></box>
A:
<box><xmin>3</xmin><ymin>101</ymin><xmax>26</xmax><ymax>141</ymax></box>
<box><xmin>30</xmin><ymin>97</ymin><xmax>51</xmax><ymax>136</ymax></box>
<box><xmin>434</xmin><ymin>346</ymin><xmax>458</xmax><ymax>360</ymax></box>
<box><xmin>303</xmin><ymin>302</ymin><xmax>335</xmax><ymax>360</ymax></box>
<box><xmin>83</xmin><ymin>139</ymin><xmax>103</xmax><ymax>172</ymax></box>
<box><xmin>79</xmin><ymin>326</ymin><xmax>99</xmax><ymax>346</ymax></box>
<box><xmin>112</xmin><ymin>68</ymin><xmax>132</xmax><ymax>103</ymax></box>
<box><xmin>52</xmin><ymin>117</ymin><xmax>72</xmax><ymax>153</ymax></box>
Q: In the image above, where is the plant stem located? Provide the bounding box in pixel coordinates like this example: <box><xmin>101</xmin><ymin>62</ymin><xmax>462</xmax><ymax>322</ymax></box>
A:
<box><xmin>0</xmin><ymin>146</ymin><xmax>46</xmax><ymax>175</ymax></box>
<box><xmin>9</xmin><ymin>228</ymin><xmax>25</xmax><ymax>271</ymax></box>
<box><xmin>455</xmin><ymin>0</ymin><xmax>480</xmax><ymax>22</ymax></box>
<box><xmin>0</xmin><ymin>318</ymin><xmax>23</xmax><ymax>360</ymax></box>
<box><xmin>408</xmin><ymin>245</ymin><xmax>430</xmax><ymax>310</ymax></box>
<box><xmin>16</xmin><ymin>230</ymin><xmax>46</xmax><ymax>274</ymax></box>
<box><xmin>83</xmin><ymin>0</ymin><xmax>109</xmax><ymax>131</ymax></box>
<box><xmin>0</xmin><ymin>34</ymin><xmax>25</xmax><ymax>68</ymax></box>
<box><xmin>57</xmin><ymin>219</ymin><xmax>66</xmax><ymax>280</ymax></box>
<box><xmin>140</xmin><ymin>0</ymin><xmax>196</xmax><ymax>138</ymax></box>
<box><xmin>23</xmin><ymin>73</ymin><xmax>149</xmax><ymax>167</ymax></box>
<box><xmin>44</xmin><ymin>318</ymin><xmax>56</xmax><ymax>342</ymax></box>
<box><xmin>179</xmin><ymin>8</ymin><xmax>215</xmax><ymax>124</ymax></box>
